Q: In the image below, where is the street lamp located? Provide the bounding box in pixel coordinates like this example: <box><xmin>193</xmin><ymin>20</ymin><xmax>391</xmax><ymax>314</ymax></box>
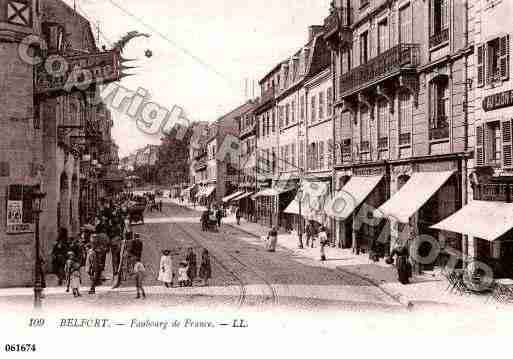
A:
<box><xmin>32</xmin><ymin>186</ymin><xmax>46</xmax><ymax>309</ymax></box>
<box><xmin>297</xmin><ymin>186</ymin><xmax>304</xmax><ymax>249</ymax></box>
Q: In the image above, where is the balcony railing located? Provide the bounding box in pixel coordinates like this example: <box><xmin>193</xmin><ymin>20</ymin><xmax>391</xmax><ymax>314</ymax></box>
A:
<box><xmin>429</xmin><ymin>117</ymin><xmax>449</xmax><ymax>141</ymax></box>
<box><xmin>399</xmin><ymin>132</ymin><xmax>411</xmax><ymax>146</ymax></box>
<box><xmin>474</xmin><ymin>183</ymin><xmax>513</xmax><ymax>202</ymax></box>
<box><xmin>429</xmin><ymin>28</ymin><xmax>449</xmax><ymax>48</ymax></box>
<box><xmin>323</xmin><ymin>7</ymin><xmax>352</xmax><ymax>38</ymax></box>
<box><xmin>378</xmin><ymin>137</ymin><xmax>388</xmax><ymax>149</ymax></box>
<box><xmin>340</xmin><ymin>43</ymin><xmax>420</xmax><ymax>96</ymax></box>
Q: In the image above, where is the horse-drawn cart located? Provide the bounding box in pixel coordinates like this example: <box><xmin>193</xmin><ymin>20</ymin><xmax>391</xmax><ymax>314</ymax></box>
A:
<box><xmin>127</xmin><ymin>200</ymin><xmax>146</xmax><ymax>225</ymax></box>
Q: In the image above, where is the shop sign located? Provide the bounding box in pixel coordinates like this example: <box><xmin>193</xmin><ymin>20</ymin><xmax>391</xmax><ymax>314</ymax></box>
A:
<box><xmin>35</xmin><ymin>50</ymin><xmax>120</xmax><ymax>94</ymax></box>
<box><xmin>6</xmin><ymin>184</ymin><xmax>35</xmax><ymax>234</ymax></box>
<box><xmin>353</xmin><ymin>167</ymin><xmax>385</xmax><ymax>177</ymax></box>
<box><xmin>482</xmin><ymin>89</ymin><xmax>513</xmax><ymax>112</ymax></box>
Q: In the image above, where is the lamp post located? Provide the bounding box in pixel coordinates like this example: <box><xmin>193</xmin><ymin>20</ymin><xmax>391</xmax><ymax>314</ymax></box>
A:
<box><xmin>32</xmin><ymin>186</ymin><xmax>46</xmax><ymax>309</ymax></box>
<box><xmin>297</xmin><ymin>186</ymin><xmax>304</xmax><ymax>249</ymax></box>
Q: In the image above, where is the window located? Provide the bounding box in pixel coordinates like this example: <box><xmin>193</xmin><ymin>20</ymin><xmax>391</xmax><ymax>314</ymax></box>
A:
<box><xmin>399</xmin><ymin>4</ymin><xmax>412</xmax><ymax>44</ymax></box>
<box><xmin>299</xmin><ymin>140</ymin><xmax>305</xmax><ymax>169</ymax></box>
<box><xmin>430</xmin><ymin>0</ymin><xmax>449</xmax><ymax>47</ymax></box>
<box><xmin>291</xmin><ymin>100</ymin><xmax>296</xmax><ymax>123</ymax></box>
<box><xmin>327</xmin><ymin>139</ymin><xmax>333</xmax><ymax>167</ymax></box>
<box><xmin>360</xmin><ymin>106</ymin><xmax>370</xmax><ymax>152</ymax></box>
<box><xmin>319</xmin><ymin>141</ymin><xmax>325</xmax><ymax>169</ymax></box>
<box><xmin>378</xmin><ymin>19</ymin><xmax>388</xmax><ymax>54</ymax></box>
<box><xmin>327</xmin><ymin>88</ymin><xmax>333</xmax><ymax>116</ymax></box>
<box><xmin>478</xmin><ymin>36</ymin><xmax>510</xmax><ymax>86</ymax></box>
<box><xmin>285</xmin><ymin>103</ymin><xmax>290</xmax><ymax>126</ymax></box>
<box><xmin>279</xmin><ymin>106</ymin><xmax>284</xmax><ymax>128</ymax></box>
<box><xmin>340</xmin><ymin>111</ymin><xmax>352</xmax><ymax>163</ymax></box>
<box><xmin>284</xmin><ymin>145</ymin><xmax>290</xmax><ymax>170</ymax></box>
<box><xmin>360</xmin><ymin>31</ymin><xmax>369</xmax><ymax>64</ymax></box>
<box><xmin>272</xmin><ymin>147</ymin><xmax>277</xmax><ymax>173</ymax></box>
<box><xmin>377</xmin><ymin>99</ymin><xmax>389</xmax><ymax>148</ymax></box>
<box><xmin>291</xmin><ymin>142</ymin><xmax>296</xmax><ymax>169</ymax></box>
<box><xmin>399</xmin><ymin>91</ymin><xmax>412</xmax><ymax>145</ymax></box>
<box><xmin>300</xmin><ymin>95</ymin><xmax>305</xmax><ymax>120</ymax></box>
<box><xmin>272</xmin><ymin>109</ymin><xmax>276</xmax><ymax>133</ymax></box>
<box><xmin>429</xmin><ymin>78</ymin><xmax>449</xmax><ymax>140</ymax></box>
<box><xmin>342</xmin><ymin>49</ymin><xmax>350</xmax><ymax>74</ymax></box>
<box><xmin>311</xmin><ymin>95</ymin><xmax>317</xmax><ymax>122</ymax></box>
<box><xmin>319</xmin><ymin>92</ymin><xmax>324</xmax><ymax>120</ymax></box>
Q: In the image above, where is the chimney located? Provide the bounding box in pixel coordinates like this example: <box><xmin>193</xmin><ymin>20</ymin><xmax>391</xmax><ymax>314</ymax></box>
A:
<box><xmin>308</xmin><ymin>25</ymin><xmax>324</xmax><ymax>42</ymax></box>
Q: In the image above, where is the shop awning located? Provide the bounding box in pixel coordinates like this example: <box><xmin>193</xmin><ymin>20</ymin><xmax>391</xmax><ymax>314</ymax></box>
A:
<box><xmin>222</xmin><ymin>191</ymin><xmax>245</xmax><ymax>203</ymax></box>
<box><xmin>325</xmin><ymin>175</ymin><xmax>383</xmax><ymax>219</ymax></box>
<box><xmin>252</xmin><ymin>186</ymin><xmax>295</xmax><ymax>199</ymax></box>
<box><xmin>375</xmin><ymin>171</ymin><xmax>455</xmax><ymax>223</ymax></box>
<box><xmin>231</xmin><ymin>192</ymin><xmax>254</xmax><ymax>202</ymax></box>
<box><xmin>284</xmin><ymin>181</ymin><xmax>329</xmax><ymax>218</ymax></box>
<box><xmin>431</xmin><ymin>200</ymin><xmax>513</xmax><ymax>241</ymax></box>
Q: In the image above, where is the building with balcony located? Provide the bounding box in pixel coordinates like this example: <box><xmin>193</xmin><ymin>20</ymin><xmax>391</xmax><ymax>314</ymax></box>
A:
<box><xmin>432</xmin><ymin>0</ymin><xmax>513</xmax><ymax>279</ymax></box>
<box><xmin>326</xmin><ymin>0</ymin><xmax>474</xmax><ymax>264</ymax></box>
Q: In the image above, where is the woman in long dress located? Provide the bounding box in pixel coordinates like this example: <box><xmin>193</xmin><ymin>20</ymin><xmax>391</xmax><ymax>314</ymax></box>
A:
<box><xmin>157</xmin><ymin>250</ymin><xmax>173</xmax><ymax>288</ymax></box>
<box><xmin>186</xmin><ymin>248</ymin><xmax>197</xmax><ymax>286</ymax></box>
<box><xmin>199</xmin><ymin>249</ymin><xmax>212</xmax><ymax>286</ymax></box>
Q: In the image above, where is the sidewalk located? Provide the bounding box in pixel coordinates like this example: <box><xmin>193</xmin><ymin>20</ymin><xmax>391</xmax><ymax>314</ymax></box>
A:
<box><xmin>171</xmin><ymin>198</ymin><xmax>499</xmax><ymax>309</ymax></box>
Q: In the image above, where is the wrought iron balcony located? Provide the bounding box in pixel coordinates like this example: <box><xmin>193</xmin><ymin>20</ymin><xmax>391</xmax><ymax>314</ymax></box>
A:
<box><xmin>474</xmin><ymin>183</ymin><xmax>513</xmax><ymax>202</ymax></box>
<box><xmin>323</xmin><ymin>7</ymin><xmax>352</xmax><ymax>47</ymax></box>
<box><xmin>339</xmin><ymin>43</ymin><xmax>420</xmax><ymax>97</ymax></box>
<box><xmin>429</xmin><ymin>116</ymin><xmax>449</xmax><ymax>141</ymax></box>
<box><xmin>429</xmin><ymin>28</ymin><xmax>449</xmax><ymax>48</ymax></box>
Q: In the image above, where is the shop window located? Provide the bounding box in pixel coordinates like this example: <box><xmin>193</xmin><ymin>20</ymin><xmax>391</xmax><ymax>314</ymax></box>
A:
<box><xmin>319</xmin><ymin>141</ymin><xmax>325</xmax><ymax>169</ymax></box>
<box><xmin>429</xmin><ymin>77</ymin><xmax>449</xmax><ymax>141</ymax></box>
<box><xmin>477</xmin><ymin>36</ymin><xmax>510</xmax><ymax>87</ymax></box>
<box><xmin>430</xmin><ymin>0</ymin><xmax>449</xmax><ymax>48</ymax></box>
<box><xmin>327</xmin><ymin>139</ymin><xmax>334</xmax><ymax>167</ymax></box>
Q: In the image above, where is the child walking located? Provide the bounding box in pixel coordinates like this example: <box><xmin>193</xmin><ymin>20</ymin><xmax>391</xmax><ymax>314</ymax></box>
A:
<box><xmin>64</xmin><ymin>251</ymin><xmax>74</xmax><ymax>293</ymax></box>
<box><xmin>178</xmin><ymin>261</ymin><xmax>189</xmax><ymax>287</ymax></box>
<box><xmin>132</xmin><ymin>257</ymin><xmax>146</xmax><ymax>299</ymax></box>
<box><xmin>70</xmin><ymin>261</ymin><xmax>82</xmax><ymax>297</ymax></box>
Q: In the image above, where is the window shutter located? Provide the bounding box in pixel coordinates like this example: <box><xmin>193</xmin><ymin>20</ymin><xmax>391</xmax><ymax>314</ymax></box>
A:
<box><xmin>477</xmin><ymin>44</ymin><xmax>485</xmax><ymax>87</ymax></box>
<box><xmin>502</xmin><ymin>119</ymin><xmax>513</xmax><ymax>168</ymax></box>
<box><xmin>476</xmin><ymin>124</ymin><xmax>485</xmax><ymax>166</ymax></box>
<box><xmin>500</xmin><ymin>35</ymin><xmax>510</xmax><ymax>81</ymax></box>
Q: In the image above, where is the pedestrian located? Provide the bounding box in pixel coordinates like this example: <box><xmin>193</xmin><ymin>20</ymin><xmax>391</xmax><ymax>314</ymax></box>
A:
<box><xmin>209</xmin><ymin>209</ymin><xmax>217</xmax><ymax>232</ymax></box>
<box><xmin>201</xmin><ymin>210</ymin><xmax>209</xmax><ymax>232</ymax></box>
<box><xmin>267</xmin><ymin>227</ymin><xmax>278</xmax><ymax>252</ymax></box>
<box><xmin>131</xmin><ymin>256</ymin><xmax>146</xmax><ymax>299</ymax></box>
<box><xmin>216</xmin><ymin>207</ymin><xmax>223</xmax><ymax>228</ymax></box>
<box><xmin>159</xmin><ymin>200</ymin><xmax>163</xmax><ymax>212</ymax></box>
<box><xmin>235</xmin><ymin>206</ymin><xmax>242</xmax><ymax>225</ymax></box>
<box><xmin>70</xmin><ymin>260</ymin><xmax>82</xmax><ymax>297</ymax></box>
<box><xmin>198</xmin><ymin>249</ymin><xmax>212</xmax><ymax>286</ymax></box>
<box><xmin>390</xmin><ymin>244</ymin><xmax>412</xmax><ymax>285</ymax></box>
<box><xmin>178</xmin><ymin>261</ymin><xmax>189</xmax><ymax>287</ymax></box>
<box><xmin>86</xmin><ymin>244</ymin><xmax>102</xmax><ymax>295</ymax></box>
<box><xmin>305</xmin><ymin>222</ymin><xmax>315</xmax><ymax>248</ymax></box>
<box><xmin>158</xmin><ymin>249</ymin><xmax>173</xmax><ymax>288</ymax></box>
<box><xmin>318</xmin><ymin>226</ymin><xmax>328</xmax><ymax>261</ymax></box>
<box><xmin>52</xmin><ymin>228</ymin><xmax>69</xmax><ymax>286</ymax></box>
<box><xmin>64</xmin><ymin>251</ymin><xmax>74</xmax><ymax>293</ymax></box>
<box><xmin>186</xmin><ymin>248</ymin><xmax>197</xmax><ymax>286</ymax></box>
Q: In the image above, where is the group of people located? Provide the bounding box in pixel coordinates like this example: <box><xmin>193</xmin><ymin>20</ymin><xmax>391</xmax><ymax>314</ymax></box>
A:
<box><xmin>157</xmin><ymin>247</ymin><xmax>212</xmax><ymax>288</ymax></box>
<box><xmin>200</xmin><ymin>205</ymin><xmax>225</xmax><ymax>232</ymax></box>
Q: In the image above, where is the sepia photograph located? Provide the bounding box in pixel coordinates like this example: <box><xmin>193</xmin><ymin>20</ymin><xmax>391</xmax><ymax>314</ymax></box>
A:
<box><xmin>0</xmin><ymin>0</ymin><xmax>511</xmax><ymax>357</ymax></box>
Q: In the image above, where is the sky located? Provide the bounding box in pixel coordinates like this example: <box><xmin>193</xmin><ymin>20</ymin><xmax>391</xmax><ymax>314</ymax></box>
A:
<box><xmin>67</xmin><ymin>0</ymin><xmax>331</xmax><ymax>157</ymax></box>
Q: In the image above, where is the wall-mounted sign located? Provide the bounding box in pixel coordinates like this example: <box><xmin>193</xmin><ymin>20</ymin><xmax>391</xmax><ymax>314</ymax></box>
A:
<box><xmin>35</xmin><ymin>50</ymin><xmax>120</xmax><ymax>94</ymax></box>
<box><xmin>482</xmin><ymin>89</ymin><xmax>513</xmax><ymax>112</ymax></box>
<box><xmin>6</xmin><ymin>184</ymin><xmax>35</xmax><ymax>234</ymax></box>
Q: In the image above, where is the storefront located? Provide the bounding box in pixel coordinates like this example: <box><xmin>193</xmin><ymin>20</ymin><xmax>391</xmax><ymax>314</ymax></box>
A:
<box><xmin>326</xmin><ymin>165</ymin><xmax>387</xmax><ymax>253</ymax></box>
<box><xmin>252</xmin><ymin>184</ymin><xmax>295</xmax><ymax>229</ymax></box>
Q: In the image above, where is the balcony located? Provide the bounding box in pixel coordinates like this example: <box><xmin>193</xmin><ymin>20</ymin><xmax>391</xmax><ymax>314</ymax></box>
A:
<box><xmin>240</xmin><ymin>123</ymin><xmax>256</xmax><ymax>140</ymax></box>
<box><xmin>429</xmin><ymin>28</ymin><xmax>449</xmax><ymax>48</ymax></box>
<box><xmin>429</xmin><ymin>117</ymin><xmax>449</xmax><ymax>141</ymax></box>
<box><xmin>339</xmin><ymin>43</ymin><xmax>420</xmax><ymax>98</ymax></box>
<box><xmin>323</xmin><ymin>7</ymin><xmax>352</xmax><ymax>46</ymax></box>
<box><xmin>474</xmin><ymin>183</ymin><xmax>513</xmax><ymax>202</ymax></box>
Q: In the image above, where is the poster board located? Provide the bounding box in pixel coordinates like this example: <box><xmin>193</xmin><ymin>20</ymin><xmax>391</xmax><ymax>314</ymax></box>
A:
<box><xmin>5</xmin><ymin>184</ymin><xmax>35</xmax><ymax>234</ymax></box>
